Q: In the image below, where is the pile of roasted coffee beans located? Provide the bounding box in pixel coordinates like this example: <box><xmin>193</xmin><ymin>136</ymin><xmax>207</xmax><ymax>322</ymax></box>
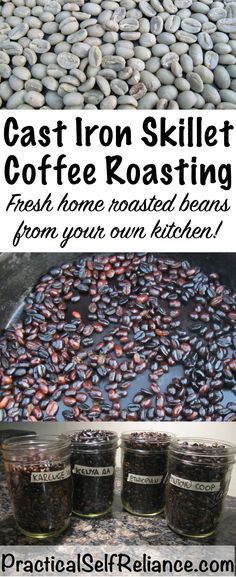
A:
<box><xmin>122</xmin><ymin>431</ymin><xmax>172</xmax><ymax>515</ymax></box>
<box><xmin>165</xmin><ymin>439</ymin><xmax>234</xmax><ymax>536</ymax></box>
<box><xmin>0</xmin><ymin>253</ymin><xmax>236</xmax><ymax>422</ymax></box>
<box><xmin>71</xmin><ymin>428</ymin><xmax>117</xmax><ymax>516</ymax></box>
<box><xmin>5</xmin><ymin>458</ymin><xmax>72</xmax><ymax>536</ymax></box>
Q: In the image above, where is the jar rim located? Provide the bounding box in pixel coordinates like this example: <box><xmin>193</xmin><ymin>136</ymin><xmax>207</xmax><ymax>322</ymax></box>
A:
<box><xmin>121</xmin><ymin>431</ymin><xmax>175</xmax><ymax>450</ymax></box>
<box><xmin>67</xmin><ymin>430</ymin><xmax>118</xmax><ymax>449</ymax></box>
<box><xmin>169</xmin><ymin>437</ymin><xmax>236</xmax><ymax>458</ymax></box>
<box><xmin>2</xmin><ymin>434</ymin><xmax>71</xmax><ymax>454</ymax></box>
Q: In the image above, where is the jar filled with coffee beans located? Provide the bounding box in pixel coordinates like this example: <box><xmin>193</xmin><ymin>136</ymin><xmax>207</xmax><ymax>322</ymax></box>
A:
<box><xmin>165</xmin><ymin>437</ymin><xmax>236</xmax><ymax>538</ymax></box>
<box><xmin>2</xmin><ymin>435</ymin><xmax>72</xmax><ymax>538</ymax></box>
<box><xmin>121</xmin><ymin>431</ymin><xmax>174</xmax><ymax>516</ymax></box>
<box><xmin>70</xmin><ymin>429</ymin><xmax>118</xmax><ymax>517</ymax></box>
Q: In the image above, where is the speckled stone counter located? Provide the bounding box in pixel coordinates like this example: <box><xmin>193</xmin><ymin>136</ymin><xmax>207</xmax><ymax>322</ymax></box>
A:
<box><xmin>0</xmin><ymin>467</ymin><xmax>235</xmax><ymax>547</ymax></box>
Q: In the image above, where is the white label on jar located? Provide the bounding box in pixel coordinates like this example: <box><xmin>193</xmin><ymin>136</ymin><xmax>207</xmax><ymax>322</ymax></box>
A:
<box><xmin>127</xmin><ymin>474</ymin><xmax>163</xmax><ymax>484</ymax></box>
<box><xmin>30</xmin><ymin>465</ymin><xmax>71</xmax><ymax>483</ymax></box>
<box><xmin>169</xmin><ymin>474</ymin><xmax>221</xmax><ymax>492</ymax></box>
<box><xmin>72</xmin><ymin>465</ymin><xmax>114</xmax><ymax>476</ymax></box>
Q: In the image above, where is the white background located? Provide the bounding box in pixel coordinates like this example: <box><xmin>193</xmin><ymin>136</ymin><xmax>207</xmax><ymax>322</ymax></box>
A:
<box><xmin>0</xmin><ymin>109</ymin><xmax>235</xmax><ymax>252</ymax></box>
<box><xmin>0</xmin><ymin>110</ymin><xmax>235</xmax><ymax>492</ymax></box>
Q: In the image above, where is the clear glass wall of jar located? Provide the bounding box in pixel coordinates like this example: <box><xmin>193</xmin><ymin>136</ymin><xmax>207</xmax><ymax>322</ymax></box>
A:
<box><xmin>70</xmin><ymin>429</ymin><xmax>118</xmax><ymax>517</ymax></box>
<box><xmin>121</xmin><ymin>431</ymin><xmax>174</xmax><ymax>516</ymax></box>
<box><xmin>165</xmin><ymin>437</ymin><xmax>236</xmax><ymax>538</ymax></box>
<box><xmin>2</xmin><ymin>435</ymin><xmax>72</xmax><ymax>539</ymax></box>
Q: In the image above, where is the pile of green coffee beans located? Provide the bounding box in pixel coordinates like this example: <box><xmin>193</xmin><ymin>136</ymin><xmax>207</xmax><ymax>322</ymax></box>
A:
<box><xmin>0</xmin><ymin>0</ymin><xmax>236</xmax><ymax>109</ymax></box>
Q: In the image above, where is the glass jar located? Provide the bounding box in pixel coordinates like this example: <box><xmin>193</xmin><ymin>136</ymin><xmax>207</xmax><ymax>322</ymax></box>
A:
<box><xmin>2</xmin><ymin>435</ymin><xmax>72</xmax><ymax>539</ymax></box>
<box><xmin>165</xmin><ymin>437</ymin><xmax>236</xmax><ymax>538</ymax></box>
<box><xmin>70</xmin><ymin>429</ymin><xmax>118</xmax><ymax>517</ymax></box>
<box><xmin>121</xmin><ymin>431</ymin><xmax>174</xmax><ymax>516</ymax></box>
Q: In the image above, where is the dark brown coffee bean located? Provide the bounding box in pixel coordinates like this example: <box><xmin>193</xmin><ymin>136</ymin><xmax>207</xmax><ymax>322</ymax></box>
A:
<box><xmin>63</xmin><ymin>397</ymin><xmax>76</xmax><ymax>407</ymax></box>
<box><xmin>46</xmin><ymin>400</ymin><xmax>58</xmax><ymax>416</ymax></box>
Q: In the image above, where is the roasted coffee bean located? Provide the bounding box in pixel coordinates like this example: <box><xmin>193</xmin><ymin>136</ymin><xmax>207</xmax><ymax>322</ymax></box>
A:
<box><xmin>46</xmin><ymin>400</ymin><xmax>58</xmax><ymax>417</ymax></box>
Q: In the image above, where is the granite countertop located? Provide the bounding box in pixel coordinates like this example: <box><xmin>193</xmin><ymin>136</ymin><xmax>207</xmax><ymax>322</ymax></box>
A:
<box><xmin>0</xmin><ymin>467</ymin><xmax>235</xmax><ymax>547</ymax></box>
